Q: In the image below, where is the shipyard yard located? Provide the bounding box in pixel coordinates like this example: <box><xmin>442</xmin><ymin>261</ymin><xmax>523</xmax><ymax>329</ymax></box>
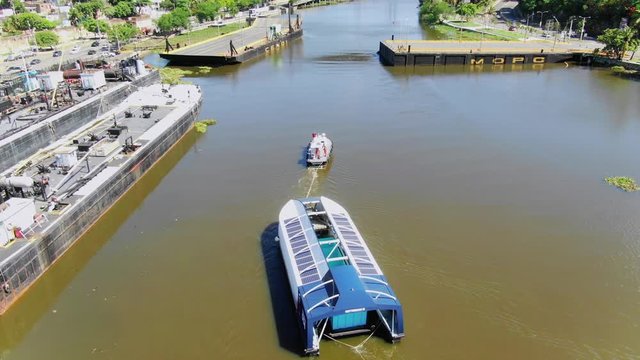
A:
<box><xmin>1</xmin><ymin>0</ymin><xmax>640</xmax><ymax>358</ymax></box>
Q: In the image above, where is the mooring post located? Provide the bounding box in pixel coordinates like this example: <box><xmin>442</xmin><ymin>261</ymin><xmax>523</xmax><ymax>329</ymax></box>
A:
<box><xmin>408</xmin><ymin>45</ymin><xmax>411</xmax><ymax>53</ymax></box>
<box><xmin>392</xmin><ymin>34</ymin><xmax>395</xmax><ymax>40</ymax></box>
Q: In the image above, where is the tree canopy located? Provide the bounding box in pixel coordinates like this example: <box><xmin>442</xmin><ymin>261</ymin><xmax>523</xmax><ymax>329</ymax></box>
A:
<box><xmin>2</xmin><ymin>13</ymin><xmax>57</xmax><ymax>32</ymax></box>
<box><xmin>456</xmin><ymin>3</ymin><xmax>479</xmax><ymax>18</ymax></box>
<box><xmin>155</xmin><ymin>8</ymin><xmax>190</xmax><ymax>34</ymax></box>
<box><xmin>35</xmin><ymin>30</ymin><xmax>60</xmax><ymax>47</ymax></box>
<box><xmin>419</xmin><ymin>0</ymin><xmax>454</xmax><ymax>25</ymax></box>
<box><xmin>519</xmin><ymin>0</ymin><xmax>640</xmax><ymax>36</ymax></box>
<box><xmin>106</xmin><ymin>1</ymin><xmax>135</xmax><ymax>18</ymax></box>
<box><xmin>597</xmin><ymin>27</ymin><xmax>639</xmax><ymax>59</ymax></box>
<box><xmin>107</xmin><ymin>22</ymin><xmax>139</xmax><ymax>43</ymax></box>
<box><xmin>68</xmin><ymin>0</ymin><xmax>105</xmax><ymax>25</ymax></box>
<box><xmin>82</xmin><ymin>18</ymin><xmax>111</xmax><ymax>33</ymax></box>
<box><xmin>194</xmin><ymin>0</ymin><xmax>220</xmax><ymax>22</ymax></box>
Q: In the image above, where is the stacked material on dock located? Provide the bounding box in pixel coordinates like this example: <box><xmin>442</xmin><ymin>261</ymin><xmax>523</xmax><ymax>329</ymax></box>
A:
<box><xmin>278</xmin><ymin>196</ymin><xmax>404</xmax><ymax>355</ymax></box>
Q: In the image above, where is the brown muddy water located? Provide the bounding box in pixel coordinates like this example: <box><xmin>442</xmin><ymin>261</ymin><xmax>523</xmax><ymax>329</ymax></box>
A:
<box><xmin>2</xmin><ymin>0</ymin><xmax>640</xmax><ymax>359</ymax></box>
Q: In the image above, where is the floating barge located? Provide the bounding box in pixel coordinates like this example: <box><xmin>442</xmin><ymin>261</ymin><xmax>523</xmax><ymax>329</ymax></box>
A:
<box><xmin>278</xmin><ymin>197</ymin><xmax>404</xmax><ymax>355</ymax></box>
<box><xmin>379</xmin><ymin>40</ymin><xmax>579</xmax><ymax>66</ymax></box>
<box><xmin>160</xmin><ymin>17</ymin><xmax>303</xmax><ymax>66</ymax></box>
<box><xmin>0</xmin><ymin>83</ymin><xmax>202</xmax><ymax>313</ymax></box>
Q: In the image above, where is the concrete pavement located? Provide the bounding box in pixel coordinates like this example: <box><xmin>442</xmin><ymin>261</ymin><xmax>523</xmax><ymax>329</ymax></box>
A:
<box><xmin>170</xmin><ymin>16</ymin><xmax>289</xmax><ymax>57</ymax></box>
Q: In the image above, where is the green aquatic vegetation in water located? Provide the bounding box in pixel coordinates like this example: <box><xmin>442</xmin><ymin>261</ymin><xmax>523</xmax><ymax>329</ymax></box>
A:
<box><xmin>195</xmin><ymin>119</ymin><xmax>217</xmax><ymax>133</ymax></box>
<box><xmin>159</xmin><ymin>68</ymin><xmax>194</xmax><ymax>85</ymax></box>
<box><xmin>605</xmin><ymin>176</ymin><xmax>640</xmax><ymax>192</ymax></box>
<box><xmin>197</xmin><ymin>66</ymin><xmax>213</xmax><ymax>73</ymax></box>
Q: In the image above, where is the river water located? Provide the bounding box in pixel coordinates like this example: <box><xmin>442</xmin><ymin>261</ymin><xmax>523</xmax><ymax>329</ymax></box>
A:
<box><xmin>2</xmin><ymin>0</ymin><xmax>640</xmax><ymax>358</ymax></box>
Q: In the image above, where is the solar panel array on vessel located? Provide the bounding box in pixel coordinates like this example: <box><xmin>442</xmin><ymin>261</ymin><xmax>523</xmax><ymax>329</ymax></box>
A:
<box><xmin>285</xmin><ymin>217</ymin><xmax>321</xmax><ymax>285</ymax></box>
<box><xmin>331</xmin><ymin>213</ymin><xmax>382</xmax><ymax>276</ymax></box>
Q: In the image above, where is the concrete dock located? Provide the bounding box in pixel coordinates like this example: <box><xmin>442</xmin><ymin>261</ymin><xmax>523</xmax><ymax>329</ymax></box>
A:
<box><xmin>160</xmin><ymin>17</ymin><xmax>303</xmax><ymax>66</ymax></box>
<box><xmin>379</xmin><ymin>40</ymin><xmax>582</xmax><ymax>66</ymax></box>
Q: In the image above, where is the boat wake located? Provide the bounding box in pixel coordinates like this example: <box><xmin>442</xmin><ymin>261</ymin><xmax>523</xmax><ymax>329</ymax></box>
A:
<box><xmin>296</xmin><ymin>168</ymin><xmax>320</xmax><ymax>198</ymax></box>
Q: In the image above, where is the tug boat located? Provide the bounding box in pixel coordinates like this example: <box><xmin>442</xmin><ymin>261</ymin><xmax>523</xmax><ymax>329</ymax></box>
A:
<box><xmin>306</xmin><ymin>133</ymin><xmax>332</xmax><ymax>167</ymax></box>
<box><xmin>277</xmin><ymin>196</ymin><xmax>404</xmax><ymax>355</ymax></box>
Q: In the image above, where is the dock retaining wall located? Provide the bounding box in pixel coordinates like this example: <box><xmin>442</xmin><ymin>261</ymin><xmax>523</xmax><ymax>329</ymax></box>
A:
<box><xmin>0</xmin><ymin>71</ymin><xmax>161</xmax><ymax>174</ymax></box>
<box><xmin>379</xmin><ymin>42</ymin><xmax>577</xmax><ymax>66</ymax></box>
<box><xmin>0</xmin><ymin>95</ymin><xmax>201</xmax><ymax>314</ymax></box>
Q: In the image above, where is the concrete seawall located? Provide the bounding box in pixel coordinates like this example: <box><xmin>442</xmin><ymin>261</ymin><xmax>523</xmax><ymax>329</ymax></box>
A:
<box><xmin>0</xmin><ymin>96</ymin><xmax>201</xmax><ymax>314</ymax></box>
<box><xmin>0</xmin><ymin>71</ymin><xmax>161</xmax><ymax>174</ymax></box>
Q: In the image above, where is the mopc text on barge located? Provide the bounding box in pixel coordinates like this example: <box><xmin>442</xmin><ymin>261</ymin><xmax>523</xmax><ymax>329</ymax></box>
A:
<box><xmin>277</xmin><ymin>196</ymin><xmax>404</xmax><ymax>355</ymax></box>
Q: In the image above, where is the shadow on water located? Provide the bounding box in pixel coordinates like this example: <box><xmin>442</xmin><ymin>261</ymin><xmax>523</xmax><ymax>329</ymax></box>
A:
<box><xmin>260</xmin><ymin>222</ymin><xmax>302</xmax><ymax>356</ymax></box>
<box><xmin>0</xmin><ymin>130</ymin><xmax>201</xmax><ymax>351</ymax></box>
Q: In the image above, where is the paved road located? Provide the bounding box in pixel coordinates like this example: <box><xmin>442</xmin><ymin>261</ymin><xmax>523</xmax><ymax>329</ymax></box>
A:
<box><xmin>171</xmin><ymin>17</ymin><xmax>289</xmax><ymax>56</ymax></box>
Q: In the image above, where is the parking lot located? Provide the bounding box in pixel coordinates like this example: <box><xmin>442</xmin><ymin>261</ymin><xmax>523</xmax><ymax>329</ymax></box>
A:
<box><xmin>1</xmin><ymin>39</ymin><xmax>128</xmax><ymax>77</ymax></box>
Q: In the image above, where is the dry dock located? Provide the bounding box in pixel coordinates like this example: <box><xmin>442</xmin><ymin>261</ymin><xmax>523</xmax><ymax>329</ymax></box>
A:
<box><xmin>160</xmin><ymin>17</ymin><xmax>303</xmax><ymax>66</ymax></box>
<box><xmin>379</xmin><ymin>40</ymin><xmax>582</xmax><ymax>66</ymax></box>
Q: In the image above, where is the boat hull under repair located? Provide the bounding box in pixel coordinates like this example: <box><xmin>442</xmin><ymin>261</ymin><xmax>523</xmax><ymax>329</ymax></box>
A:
<box><xmin>277</xmin><ymin>196</ymin><xmax>404</xmax><ymax>355</ymax></box>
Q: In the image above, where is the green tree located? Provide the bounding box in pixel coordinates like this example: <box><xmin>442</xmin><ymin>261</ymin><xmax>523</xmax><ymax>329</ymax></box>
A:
<box><xmin>456</xmin><ymin>2</ymin><xmax>478</xmax><ymax>19</ymax></box>
<box><xmin>597</xmin><ymin>27</ymin><xmax>639</xmax><ymax>59</ymax></box>
<box><xmin>68</xmin><ymin>0</ymin><xmax>105</xmax><ymax>25</ymax></box>
<box><xmin>35</xmin><ymin>30</ymin><xmax>60</xmax><ymax>47</ymax></box>
<box><xmin>194</xmin><ymin>0</ymin><xmax>220</xmax><ymax>22</ymax></box>
<box><xmin>419</xmin><ymin>0</ymin><xmax>454</xmax><ymax>25</ymax></box>
<box><xmin>2</xmin><ymin>13</ymin><xmax>57</xmax><ymax>32</ymax></box>
<box><xmin>220</xmin><ymin>0</ymin><xmax>238</xmax><ymax>15</ymax></box>
<box><xmin>106</xmin><ymin>1</ymin><xmax>135</xmax><ymax>18</ymax></box>
<box><xmin>12</xmin><ymin>0</ymin><xmax>26</xmax><ymax>13</ymax></box>
<box><xmin>107</xmin><ymin>22</ymin><xmax>138</xmax><ymax>44</ymax></box>
<box><xmin>155</xmin><ymin>8</ymin><xmax>189</xmax><ymax>34</ymax></box>
<box><xmin>82</xmin><ymin>18</ymin><xmax>110</xmax><ymax>33</ymax></box>
<box><xmin>159</xmin><ymin>0</ymin><xmax>189</xmax><ymax>10</ymax></box>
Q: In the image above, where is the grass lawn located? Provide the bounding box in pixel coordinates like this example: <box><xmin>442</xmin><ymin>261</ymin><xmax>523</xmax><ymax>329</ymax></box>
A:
<box><xmin>485</xmin><ymin>28</ymin><xmax>526</xmax><ymax>40</ymax></box>
<box><xmin>432</xmin><ymin>25</ymin><xmax>506</xmax><ymax>41</ymax></box>
<box><xmin>122</xmin><ymin>22</ymin><xmax>247</xmax><ymax>52</ymax></box>
<box><xmin>448</xmin><ymin>21</ymin><xmax>482</xmax><ymax>28</ymax></box>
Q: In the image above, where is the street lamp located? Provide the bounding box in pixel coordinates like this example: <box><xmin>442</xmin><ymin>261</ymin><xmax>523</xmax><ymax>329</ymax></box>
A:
<box><xmin>537</xmin><ymin>10</ymin><xmax>549</xmax><ymax>28</ymax></box>
<box><xmin>525</xmin><ymin>12</ymin><xmax>535</xmax><ymax>40</ymax></box>
<box><xmin>578</xmin><ymin>16</ymin><xmax>591</xmax><ymax>41</ymax></box>
<box><xmin>552</xmin><ymin>16</ymin><xmax>560</xmax><ymax>50</ymax></box>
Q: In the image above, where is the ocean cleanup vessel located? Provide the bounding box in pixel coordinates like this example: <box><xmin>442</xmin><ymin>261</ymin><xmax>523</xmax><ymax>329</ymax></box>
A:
<box><xmin>277</xmin><ymin>196</ymin><xmax>404</xmax><ymax>355</ymax></box>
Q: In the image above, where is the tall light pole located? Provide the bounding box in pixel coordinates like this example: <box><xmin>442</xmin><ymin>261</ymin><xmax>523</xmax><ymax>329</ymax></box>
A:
<box><xmin>537</xmin><ymin>10</ymin><xmax>549</xmax><ymax>28</ymax></box>
<box><xmin>552</xmin><ymin>16</ymin><xmax>560</xmax><ymax>50</ymax></box>
<box><xmin>524</xmin><ymin>12</ymin><xmax>532</xmax><ymax>39</ymax></box>
<box><xmin>578</xmin><ymin>16</ymin><xmax>590</xmax><ymax>41</ymax></box>
<box><xmin>567</xmin><ymin>16</ymin><xmax>574</xmax><ymax>41</ymax></box>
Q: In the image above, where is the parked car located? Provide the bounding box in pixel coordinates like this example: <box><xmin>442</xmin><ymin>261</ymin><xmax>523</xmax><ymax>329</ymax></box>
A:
<box><xmin>7</xmin><ymin>66</ymin><xmax>22</xmax><ymax>72</ymax></box>
<box><xmin>53</xmin><ymin>50</ymin><xmax>63</xmax><ymax>57</ymax></box>
<box><xmin>91</xmin><ymin>41</ymin><xmax>100</xmax><ymax>47</ymax></box>
<box><xmin>29</xmin><ymin>59</ymin><xmax>41</xmax><ymax>65</ymax></box>
<box><xmin>70</xmin><ymin>46</ymin><xmax>81</xmax><ymax>54</ymax></box>
<box><xmin>88</xmin><ymin>49</ymin><xmax>97</xmax><ymax>55</ymax></box>
<box><xmin>100</xmin><ymin>51</ymin><xmax>116</xmax><ymax>57</ymax></box>
<box><xmin>508</xmin><ymin>26</ymin><xmax>516</xmax><ymax>31</ymax></box>
<box><xmin>21</xmin><ymin>50</ymin><xmax>36</xmax><ymax>58</ymax></box>
<box><xmin>4</xmin><ymin>54</ymin><xmax>16</xmax><ymax>62</ymax></box>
